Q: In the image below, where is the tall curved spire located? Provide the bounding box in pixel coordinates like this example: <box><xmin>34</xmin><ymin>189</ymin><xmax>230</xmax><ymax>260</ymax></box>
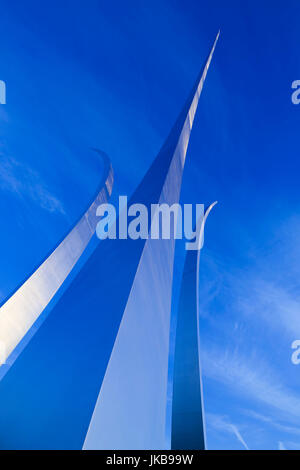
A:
<box><xmin>0</xmin><ymin>151</ymin><xmax>113</xmax><ymax>372</ymax></box>
<box><xmin>83</xmin><ymin>38</ymin><xmax>219</xmax><ymax>450</ymax></box>
<box><xmin>0</xmin><ymin>33</ymin><xmax>219</xmax><ymax>450</ymax></box>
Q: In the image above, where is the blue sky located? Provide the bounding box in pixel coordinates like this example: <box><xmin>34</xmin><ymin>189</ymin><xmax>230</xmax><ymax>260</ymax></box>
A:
<box><xmin>0</xmin><ymin>0</ymin><xmax>300</xmax><ymax>449</ymax></box>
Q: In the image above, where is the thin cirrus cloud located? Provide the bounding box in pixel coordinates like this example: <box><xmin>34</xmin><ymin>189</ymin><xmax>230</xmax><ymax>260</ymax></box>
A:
<box><xmin>202</xmin><ymin>345</ymin><xmax>300</xmax><ymax>423</ymax></box>
<box><xmin>0</xmin><ymin>153</ymin><xmax>65</xmax><ymax>215</ymax></box>
<box><xmin>206</xmin><ymin>413</ymin><xmax>249</xmax><ymax>450</ymax></box>
<box><xmin>214</xmin><ymin>212</ymin><xmax>300</xmax><ymax>339</ymax></box>
<box><xmin>200</xmin><ymin>214</ymin><xmax>300</xmax><ymax>448</ymax></box>
<box><xmin>245</xmin><ymin>410</ymin><xmax>300</xmax><ymax>437</ymax></box>
<box><xmin>233</xmin><ymin>275</ymin><xmax>300</xmax><ymax>339</ymax></box>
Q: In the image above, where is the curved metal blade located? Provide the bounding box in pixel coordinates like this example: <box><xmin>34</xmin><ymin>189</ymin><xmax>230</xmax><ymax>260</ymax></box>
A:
<box><xmin>0</xmin><ymin>150</ymin><xmax>113</xmax><ymax>368</ymax></box>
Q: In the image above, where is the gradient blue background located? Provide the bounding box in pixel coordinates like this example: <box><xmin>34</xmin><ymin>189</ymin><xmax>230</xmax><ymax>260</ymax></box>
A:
<box><xmin>0</xmin><ymin>0</ymin><xmax>300</xmax><ymax>450</ymax></box>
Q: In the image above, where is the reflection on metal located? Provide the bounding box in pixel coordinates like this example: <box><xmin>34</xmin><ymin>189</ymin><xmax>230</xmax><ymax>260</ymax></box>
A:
<box><xmin>0</xmin><ymin>35</ymin><xmax>219</xmax><ymax>451</ymax></box>
<box><xmin>171</xmin><ymin>202</ymin><xmax>217</xmax><ymax>450</ymax></box>
<box><xmin>83</xmin><ymin>36</ymin><xmax>219</xmax><ymax>450</ymax></box>
<box><xmin>197</xmin><ymin>201</ymin><xmax>218</xmax><ymax>250</ymax></box>
<box><xmin>0</xmin><ymin>150</ymin><xmax>113</xmax><ymax>367</ymax></box>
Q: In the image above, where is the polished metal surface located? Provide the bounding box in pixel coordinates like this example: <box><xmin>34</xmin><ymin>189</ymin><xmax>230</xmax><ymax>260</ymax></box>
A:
<box><xmin>83</xmin><ymin>34</ymin><xmax>219</xmax><ymax>450</ymax></box>
<box><xmin>0</xmin><ymin>151</ymin><xmax>113</xmax><ymax>367</ymax></box>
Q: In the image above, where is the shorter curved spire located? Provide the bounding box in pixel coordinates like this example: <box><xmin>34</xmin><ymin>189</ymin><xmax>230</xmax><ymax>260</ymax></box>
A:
<box><xmin>0</xmin><ymin>150</ymin><xmax>114</xmax><ymax>370</ymax></box>
<box><xmin>172</xmin><ymin>202</ymin><xmax>217</xmax><ymax>450</ymax></box>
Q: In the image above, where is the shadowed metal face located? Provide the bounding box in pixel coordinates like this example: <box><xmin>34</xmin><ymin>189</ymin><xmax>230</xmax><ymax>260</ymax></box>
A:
<box><xmin>83</xmin><ymin>36</ymin><xmax>219</xmax><ymax>451</ymax></box>
<box><xmin>0</xmin><ymin>34</ymin><xmax>218</xmax><ymax>450</ymax></box>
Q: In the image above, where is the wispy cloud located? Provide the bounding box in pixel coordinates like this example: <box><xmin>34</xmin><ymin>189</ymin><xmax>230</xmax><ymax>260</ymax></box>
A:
<box><xmin>236</xmin><ymin>279</ymin><xmax>300</xmax><ymax>338</ymax></box>
<box><xmin>202</xmin><ymin>212</ymin><xmax>300</xmax><ymax>341</ymax></box>
<box><xmin>199</xmin><ymin>213</ymin><xmax>300</xmax><ymax>448</ymax></box>
<box><xmin>245</xmin><ymin>410</ymin><xmax>300</xmax><ymax>437</ymax></box>
<box><xmin>206</xmin><ymin>413</ymin><xmax>249</xmax><ymax>450</ymax></box>
<box><xmin>230</xmin><ymin>424</ymin><xmax>249</xmax><ymax>450</ymax></box>
<box><xmin>0</xmin><ymin>154</ymin><xmax>65</xmax><ymax>215</ymax></box>
<box><xmin>203</xmin><ymin>346</ymin><xmax>300</xmax><ymax>423</ymax></box>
